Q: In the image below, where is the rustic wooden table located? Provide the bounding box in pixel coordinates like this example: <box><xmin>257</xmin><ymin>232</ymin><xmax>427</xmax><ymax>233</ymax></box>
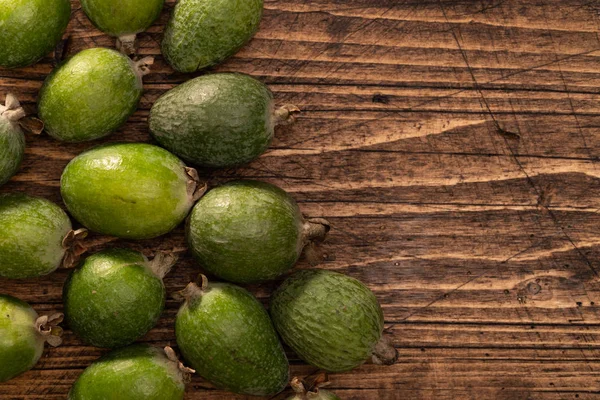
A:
<box><xmin>2</xmin><ymin>0</ymin><xmax>600</xmax><ymax>399</ymax></box>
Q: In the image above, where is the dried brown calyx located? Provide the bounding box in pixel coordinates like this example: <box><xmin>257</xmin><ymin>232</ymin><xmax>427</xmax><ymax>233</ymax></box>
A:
<box><xmin>302</xmin><ymin>218</ymin><xmax>331</xmax><ymax>266</ymax></box>
<box><xmin>35</xmin><ymin>313</ymin><xmax>64</xmax><ymax>347</ymax></box>
<box><xmin>291</xmin><ymin>373</ymin><xmax>332</xmax><ymax>399</ymax></box>
<box><xmin>62</xmin><ymin>229</ymin><xmax>89</xmax><ymax>269</ymax></box>
<box><xmin>164</xmin><ymin>346</ymin><xmax>195</xmax><ymax>383</ymax></box>
<box><xmin>172</xmin><ymin>274</ymin><xmax>209</xmax><ymax>304</ymax></box>
<box><xmin>133</xmin><ymin>56</ymin><xmax>154</xmax><ymax>78</ymax></box>
<box><xmin>1</xmin><ymin>93</ymin><xmax>44</xmax><ymax>134</ymax></box>
<box><xmin>147</xmin><ymin>251</ymin><xmax>179</xmax><ymax>279</ymax></box>
<box><xmin>116</xmin><ymin>34</ymin><xmax>138</xmax><ymax>55</ymax></box>
<box><xmin>274</xmin><ymin>104</ymin><xmax>301</xmax><ymax>126</ymax></box>
<box><xmin>185</xmin><ymin>167</ymin><xmax>207</xmax><ymax>202</ymax></box>
<box><xmin>371</xmin><ymin>335</ymin><xmax>399</xmax><ymax>366</ymax></box>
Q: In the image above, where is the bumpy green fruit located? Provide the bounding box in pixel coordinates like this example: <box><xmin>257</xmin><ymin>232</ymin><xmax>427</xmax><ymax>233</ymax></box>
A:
<box><xmin>63</xmin><ymin>249</ymin><xmax>176</xmax><ymax>348</ymax></box>
<box><xmin>38</xmin><ymin>48</ymin><xmax>153</xmax><ymax>142</ymax></box>
<box><xmin>287</xmin><ymin>376</ymin><xmax>341</xmax><ymax>400</ymax></box>
<box><xmin>0</xmin><ymin>0</ymin><xmax>70</xmax><ymax>68</ymax></box>
<box><xmin>149</xmin><ymin>73</ymin><xmax>299</xmax><ymax>168</ymax></box>
<box><xmin>81</xmin><ymin>0</ymin><xmax>165</xmax><ymax>54</ymax></box>
<box><xmin>175</xmin><ymin>276</ymin><xmax>289</xmax><ymax>396</ymax></box>
<box><xmin>0</xmin><ymin>193</ymin><xmax>87</xmax><ymax>279</ymax></box>
<box><xmin>270</xmin><ymin>269</ymin><xmax>398</xmax><ymax>372</ymax></box>
<box><xmin>0</xmin><ymin>94</ymin><xmax>26</xmax><ymax>186</ymax></box>
<box><xmin>68</xmin><ymin>344</ymin><xmax>192</xmax><ymax>400</ymax></box>
<box><xmin>0</xmin><ymin>294</ymin><xmax>63</xmax><ymax>382</ymax></box>
<box><xmin>187</xmin><ymin>180</ymin><xmax>329</xmax><ymax>283</ymax></box>
<box><xmin>61</xmin><ymin>143</ymin><xmax>204</xmax><ymax>239</ymax></box>
<box><xmin>162</xmin><ymin>0</ymin><xmax>263</xmax><ymax>72</ymax></box>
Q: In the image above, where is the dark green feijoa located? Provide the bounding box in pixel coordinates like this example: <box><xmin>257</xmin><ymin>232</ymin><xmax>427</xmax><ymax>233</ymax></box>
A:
<box><xmin>187</xmin><ymin>180</ymin><xmax>329</xmax><ymax>283</ymax></box>
<box><xmin>0</xmin><ymin>193</ymin><xmax>88</xmax><ymax>279</ymax></box>
<box><xmin>68</xmin><ymin>344</ymin><xmax>193</xmax><ymax>400</ymax></box>
<box><xmin>61</xmin><ymin>143</ymin><xmax>205</xmax><ymax>240</ymax></box>
<box><xmin>0</xmin><ymin>294</ymin><xmax>63</xmax><ymax>382</ymax></box>
<box><xmin>0</xmin><ymin>0</ymin><xmax>70</xmax><ymax>69</ymax></box>
<box><xmin>287</xmin><ymin>376</ymin><xmax>341</xmax><ymax>400</ymax></box>
<box><xmin>0</xmin><ymin>94</ymin><xmax>26</xmax><ymax>186</ymax></box>
<box><xmin>175</xmin><ymin>276</ymin><xmax>289</xmax><ymax>396</ymax></box>
<box><xmin>162</xmin><ymin>0</ymin><xmax>263</xmax><ymax>72</ymax></box>
<box><xmin>81</xmin><ymin>0</ymin><xmax>165</xmax><ymax>54</ymax></box>
<box><xmin>38</xmin><ymin>48</ymin><xmax>154</xmax><ymax>142</ymax></box>
<box><xmin>63</xmin><ymin>249</ymin><xmax>177</xmax><ymax>348</ymax></box>
<box><xmin>149</xmin><ymin>73</ymin><xmax>300</xmax><ymax>168</ymax></box>
<box><xmin>270</xmin><ymin>269</ymin><xmax>399</xmax><ymax>372</ymax></box>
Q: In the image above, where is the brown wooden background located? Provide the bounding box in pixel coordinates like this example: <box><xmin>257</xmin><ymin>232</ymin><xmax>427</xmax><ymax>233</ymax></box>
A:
<box><xmin>1</xmin><ymin>0</ymin><xmax>600</xmax><ymax>399</ymax></box>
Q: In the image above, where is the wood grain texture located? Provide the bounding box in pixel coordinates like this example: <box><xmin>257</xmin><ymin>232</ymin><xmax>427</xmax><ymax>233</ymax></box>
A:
<box><xmin>1</xmin><ymin>0</ymin><xmax>600</xmax><ymax>399</ymax></box>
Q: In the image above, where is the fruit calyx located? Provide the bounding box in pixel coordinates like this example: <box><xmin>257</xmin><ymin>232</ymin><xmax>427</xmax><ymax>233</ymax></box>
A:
<box><xmin>61</xmin><ymin>229</ymin><xmax>89</xmax><ymax>269</ymax></box>
<box><xmin>185</xmin><ymin>167</ymin><xmax>207</xmax><ymax>202</ymax></box>
<box><xmin>164</xmin><ymin>346</ymin><xmax>195</xmax><ymax>383</ymax></box>
<box><xmin>371</xmin><ymin>335</ymin><xmax>398</xmax><ymax>366</ymax></box>
<box><xmin>133</xmin><ymin>56</ymin><xmax>154</xmax><ymax>78</ymax></box>
<box><xmin>35</xmin><ymin>313</ymin><xmax>64</xmax><ymax>347</ymax></box>
<box><xmin>116</xmin><ymin>34</ymin><xmax>138</xmax><ymax>55</ymax></box>
<box><xmin>274</xmin><ymin>104</ymin><xmax>301</xmax><ymax>126</ymax></box>
<box><xmin>173</xmin><ymin>274</ymin><xmax>209</xmax><ymax>303</ymax></box>
<box><xmin>291</xmin><ymin>373</ymin><xmax>331</xmax><ymax>399</ymax></box>
<box><xmin>1</xmin><ymin>93</ymin><xmax>26</xmax><ymax>123</ymax></box>
<box><xmin>303</xmin><ymin>218</ymin><xmax>331</xmax><ymax>244</ymax></box>
<box><xmin>148</xmin><ymin>251</ymin><xmax>178</xmax><ymax>279</ymax></box>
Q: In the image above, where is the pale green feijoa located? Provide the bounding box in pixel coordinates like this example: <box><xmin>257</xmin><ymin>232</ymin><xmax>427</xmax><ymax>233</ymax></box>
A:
<box><xmin>149</xmin><ymin>73</ymin><xmax>299</xmax><ymax>168</ymax></box>
<box><xmin>38</xmin><ymin>48</ymin><xmax>154</xmax><ymax>142</ymax></box>
<box><xmin>68</xmin><ymin>344</ymin><xmax>193</xmax><ymax>400</ymax></box>
<box><xmin>0</xmin><ymin>294</ymin><xmax>63</xmax><ymax>382</ymax></box>
<box><xmin>0</xmin><ymin>193</ymin><xmax>88</xmax><ymax>279</ymax></box>
<box><xmin>81</xmin><ymin>0</ymin><xmax>165</xmax><ymax>54</ymax></box>
<box><xmin>270</xmin><ymin>269</ymin><xmax>399</xmax><ymax>372</ymax></box>
<box><xmin>63</xmin><ymin>249</ymin><xmax>177</xmax><ymax>348</ymax></box>
<box><xmin>287</xmin><ymin>376</ymin><xmax>341</xmax><ymax>400</ymax></box>
<box><xmin>0</xmin><ymin>0</ymin><xmax>70</xmax><ymax>68</ymax></box>
<box><xmin>175</xmin><ymin>276</ymin><xmax>289</xmax><ymax>396</ymax></box>
<box><xmin>162</xmin><ymin>0</ymin><xmax>263</xmax><ymax>72</ymax></box>
<box><xmin>60</xmin><ymin>143</ymin><xmax>205</xmax><ymax>240</ymax></box>
<box><xmin>0</xmin><ymin>94</ymin><xmax>26</xmax><ymax>186</ymax></box>
<box><xmin>187</xmin><ymin>180</ymin><xmax>329</xmax><ymax>283</ymax></box>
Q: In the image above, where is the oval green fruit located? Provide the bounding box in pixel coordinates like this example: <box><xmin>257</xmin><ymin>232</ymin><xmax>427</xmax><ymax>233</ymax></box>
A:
<box><xmin>187</xmin><ymin>180</ymin><xmax>329</xmax><ymax>283</ymax></box>
<box><xmin>68</xmin><ymin>344</ymin><xmax>192</xmax><ymax>400</ymax></box>
<box><xmin>61</xmin><ymin>143</ymin><xmax>204</xmax><ymax>239</ymax></box>
<box><xmin>63</xmin><ymin>249</ymin><xmax>176</xmax><ymax>348</ymax></box>
<box><xmin>162</xmin><ymin>0</ymin><xmax>263</xmax><ymax>72</ymax></box>
<box><xmin>81</xmin><ymin>0</ymin><xmax>165</xmax><ymax>54</ymax></box>
<box><xmin>0</xmin><ymin>0</ymin><xmax>70</xmax><ymax>68</ymax></box>
<box><xmin>270</xmin><ymin>269</ymin><xmax>398</xmax><ymax>372</ymax></box>
<box><xmin>287</xmin><ymin>376</ymin><xmax>341</xmax><ymax>400</ymax></box>
<box><xmin>0</xmin><ymin>294</ymin><xmax>63</xmax><ymax>382</ymax></box>
<box><xmin>149</xmin><ymin>73</ymin><xmax>299</xmax><ymax>168</ymax></box>
<box><xmin>175</xmin><ymin>276</ymin><xmax>289</xmax><ymax>396</ymax></box>
<box><xmin>38</xmin><ymin>48</ymin><xmax>153</xmax><ymax>142</ymax></box>
<box><xmin>0</xmin><ymin>94</ymin><xmax>26</xmax><ymax>186</ymax></box>
<box><xmin>0</xmin><ymin>193</ymin><xmax>87</xmax><ymax>279</ymax></box>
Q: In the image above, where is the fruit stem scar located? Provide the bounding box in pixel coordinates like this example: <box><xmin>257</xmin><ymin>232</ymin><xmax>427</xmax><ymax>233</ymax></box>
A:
<box><xmin>274</xmin><ymin>104</ymin><xmax>301</xmax><ymax>126</ymax></box>
<box><xmin>116</xmin><ymin>34</ymin><xmax>138</xmax><ymax>55</ymax></box>
<box><xmin>164</xmin><ymin>346</ymin><xmax>196</xmax><ymax>382</ymax></box>
<box><xmin>133</xmin><ymin>56</ymin><xmax>155</xmax><ymax>77</ymax></box>
<box><xmin>1</xmin><ymin>93</ymin><xmax>26</xmax><ymax>122</ymax></box>
<box><xmin>371</xmin><ymin>335</ymin><xmax>399</xmax><ymax>366</ymax></box>
<box><xmin>148</xmin><ymin>251</ymin><xmax>178</xmax><ymax>279</ymax></box>
<box><xmin>185</xmin><ymin>167</ymin><xmax>207</xmax><ymax>201</ymax></box>
<box><xmin>35</xmin><ymin>313</ymin><xmax>64</xmax><ymax>347</ymax></box>
<box><xmin>61</xmin><ymin>228</ymin><xmax>89</xmax><ymax>269</ymax></box>
<box><xmin>303</xmin><ymin>218</ymin><xmax>331</xmax><ymax>243</ymax></box>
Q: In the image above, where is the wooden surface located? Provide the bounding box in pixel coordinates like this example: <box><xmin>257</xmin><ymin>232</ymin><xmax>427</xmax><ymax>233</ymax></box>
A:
<box><xmin>1</xmin><ymin>0</ymin><xmax>600</xmax><ymax>398</ymax></box>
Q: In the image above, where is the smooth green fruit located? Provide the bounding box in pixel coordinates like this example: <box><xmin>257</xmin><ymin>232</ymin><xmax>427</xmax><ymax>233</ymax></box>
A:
<box><xmin>162</xmin><ymin>0</ymin><xmax>263</xmax><ymax>72</ymax></box>
<box><xmin>0</xmin><ymin>94</ymin><xmax>26</xmax><ymax>186</ymax></box>
<box><xmin>187</xmin><ymin>180</ymin><xmax>329</xmax><ymax>283</ymax></box>
<box><xmin>0</xmin><ymin>294</ymin><xmax>63</xmax><ymax>382</ymax></box>
<box><xmin>175</xmin><ymin>277</ymin><xmax>289</xmax><ymax>396</ymax></box>
<box><xmin>270</xmin><ymin>269</ymin><xmax>398</xmax><ymax>372</ymax></box>
<box><xmin>149</xmin><ymin>73</ymin><xmax>299</xmax><ymax>168</ymax></box>
<box><xmin>63</xmin><ymin>249</ymin><xmax>176</xmax><ymax>348</ymax></box>
<box><xmin>68</xmin><ymin>344</ymin><xmax>192</xmax><ymax>400</ymax></box>
<box><xmin>287</xmin><ymin>376</ymin><xmax>341</xmax><ymax>400</ymax></box>
<box><xmin>0</xmin><ymin>193</ymin><xmax>87</xmax><ymax>279</ymax></box>
<box><xmin>61</xmin><ymin>143</ymin><xmax>204</xmax><ymax>239</ymax></box>
<box><xmin>38</xmin><ymin>48</ymin><xmax>153</xmax><ymax>142</ymax></box>
<box><xmin>81</xmin><ymin>0</ymin><xmax>165</xmax><ymax>54</ymax></box>
<box><xmin>0</xmin><ymin>0</ymin><xmax>70</xmax><ymax>68</ymax></box>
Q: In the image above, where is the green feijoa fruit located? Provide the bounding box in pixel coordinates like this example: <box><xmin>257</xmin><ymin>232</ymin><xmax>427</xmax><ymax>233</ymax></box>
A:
<box><xmin>187</xmin><ymin>180</ymin><xmax>329</xmax><ymax>283</ymax></box>
<box><xmin>149</xmin><ymin>73</ymin><xmax>299</xmax><ymax>168</ymax></box>
<box><xmin>0</xmin><ymin>0</ymin><xmax>70</xmax><ymax>69</ymax></box>
<box><xmin>68</xmin><ymin>344</ymin><xmax>193</xmax><ymax>400</ymax></box>
<box><xmin>162</xmin><ymin>0</ymin><xmax>263</xmax><ymax>72</ymax></box>
<box><xmin>38</xmin><ymin>48</ymin><xmax>154</xmax><ymax>142</ymax></box>
<box><xmin>60</xmin><ymin>143</ymin><xmax>205</xmax><ymax>240</ymax></box>
<box><xmin>270</xmin><ymin>269</ymin><xmax>399</xmax><ymax>372</ymax></box>
<box><xmin>0</xmin><ymin>193</ymin><xmax>88</xmax><ymax>279</ymax></box>
<box><xmin>0</xmin><ymin>294</ymin><xmax>63</xmax><ymax>382</ymax></box>
<box><xmin>81</xmin><ymin>0</ymin><xmax>165</xmax><ymax>54</ymax></box>
<box><xmin>175</xmin><ymin>276</ymin><xmax>289</xmax><ymax>396</ymax></box>
<box><xmin>0</xmin><ymin>94</ymin><xmax>26</xmax><ymax>186</ymax></box>
<box><xmin>287</xmin><ymin>376</ymin><xmax>341</xmax><ymax>400</ymax></box>
<box><xmin>63</xmin><ymin>249</ymin><xmax>177</xmax><ymax>348</ymax></box>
